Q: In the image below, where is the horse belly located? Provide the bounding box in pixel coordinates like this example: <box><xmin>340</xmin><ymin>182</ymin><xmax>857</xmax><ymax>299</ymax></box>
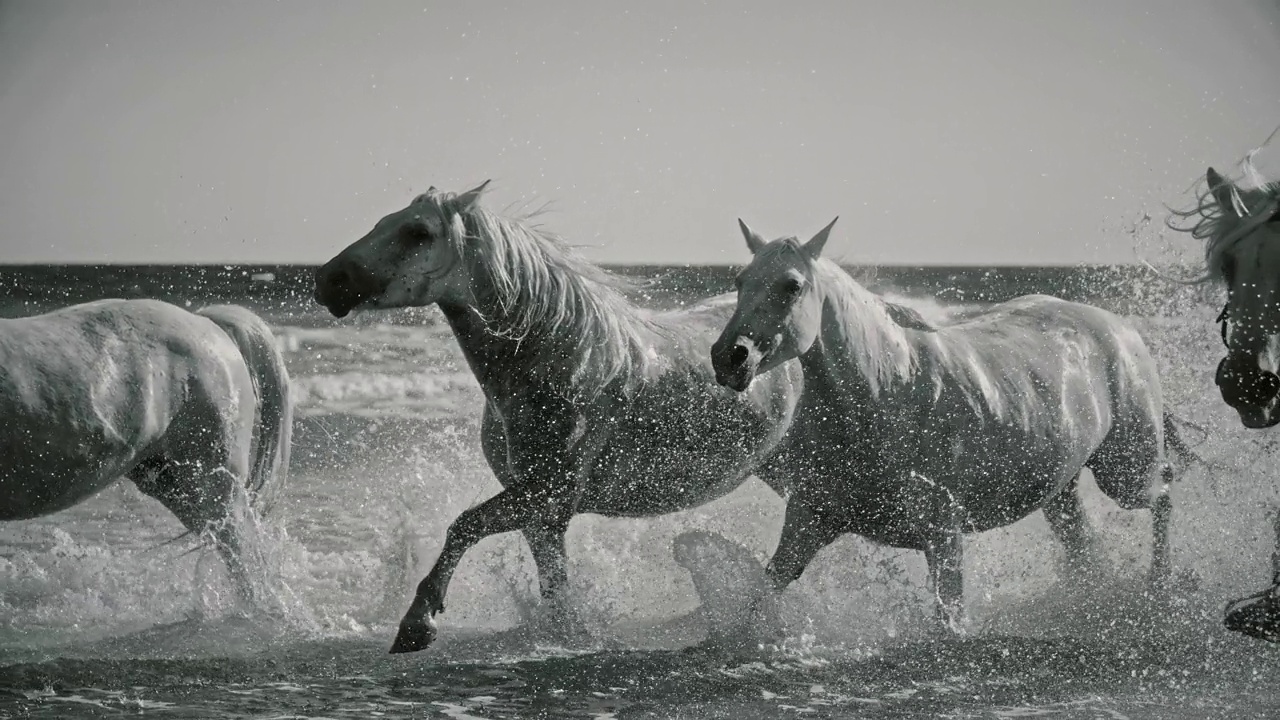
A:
<box><xmin>907</xmin><ymin>348</ymin><xmax>1115</xmax><ymax>530</ymax></box>
<box><xmin>801</xmin><ymin>409</ymin><xmax>1105</xmax><ymax>543</ymax></box>
<box><xmin>0</xmin><ymin>436</ymin><xmax>137</xmax><ymax>520</ymax></box>
<box><xmin>932</xmin><ymin>420</ymin><xmax>1106</xmax><ymax>532</ymax></box>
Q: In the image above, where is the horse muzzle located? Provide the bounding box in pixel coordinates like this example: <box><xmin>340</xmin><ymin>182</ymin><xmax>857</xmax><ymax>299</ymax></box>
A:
<box><xmin>314</xmin><ymin>261</ymin><xmax>375</xmax><ymax>318</ymax></box>
<box><xmin>1216</xmin><ymin>356</ymin><xmax>1280</xmax><ymax>428</ymax></box>
<box><xmin>711</xmin><ymin>336</ymin><xmax>764</xmax><ymax>392</ymax></box>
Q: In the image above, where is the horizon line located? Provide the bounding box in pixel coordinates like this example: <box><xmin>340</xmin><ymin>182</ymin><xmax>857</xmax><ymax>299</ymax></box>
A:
<box><xmin>0</xmin><ymin>260</ymin><xmax>1159</xmax><ymax>269</ymax></box>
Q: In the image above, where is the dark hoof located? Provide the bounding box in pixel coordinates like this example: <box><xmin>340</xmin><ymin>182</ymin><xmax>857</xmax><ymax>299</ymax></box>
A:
<box><xmin>389</xmin><ymin>617</ymin><xmax>438</xmax><ymax>654</ymax></box>
<box><xmin>1224</xmin><ymin>584</ymin><xmax>1280</xmax><ymax>643</ymax></box>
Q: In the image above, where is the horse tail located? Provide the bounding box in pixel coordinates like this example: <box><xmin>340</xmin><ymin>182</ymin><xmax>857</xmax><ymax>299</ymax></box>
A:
<box><xmin>1163</xmin><ymin>411</ymin><xmax>1205</xmax><ymax>471</ymax></box>
<box><xmin>198</xmin><ymin>305</ymin><xmax>293</xmax><ymax>514</ymax></box>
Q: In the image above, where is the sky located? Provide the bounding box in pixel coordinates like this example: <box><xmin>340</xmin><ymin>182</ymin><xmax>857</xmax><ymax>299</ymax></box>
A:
<box><xmin>1</xmin><ymin>0</ymin><xmax>1279</xmax><ymax>266</ymax></box>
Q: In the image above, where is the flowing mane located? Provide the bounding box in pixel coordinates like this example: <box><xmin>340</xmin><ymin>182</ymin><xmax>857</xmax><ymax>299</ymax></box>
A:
<box><xmin>413</xmin><ymin>189</ymin><xmax>661</xmax><ymax>398</ymax></box>
<box><xmin>758</xmin><ymin>238</ymin><xmax>925</xmax><ymax>394</ymax></box>
<box><xmin>1170</xmin><ymin>149</ymin><xmax>1280</xmax><ymax>284</ymax></box>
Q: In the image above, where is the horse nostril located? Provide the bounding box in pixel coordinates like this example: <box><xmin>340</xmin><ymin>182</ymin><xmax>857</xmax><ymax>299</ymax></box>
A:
<box><xmin>1262</xmin><ymin>371</ymin><xmax>1280</xmax><ymax>397</ymax></box>
<box><xmin>729</xmin><ymin>345</ymin><xmax>749</xmax><ymax>367</ymax></box>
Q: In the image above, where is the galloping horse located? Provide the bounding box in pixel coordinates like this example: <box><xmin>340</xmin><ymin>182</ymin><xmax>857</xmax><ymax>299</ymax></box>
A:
<box><xmin>1176</xmin><ymin>154</ymin><xmax>1280</xmax><ymax>641</ymax></box>
<box><xmin>711</xmin><ymin>219</ymin><xmax>1184</xmax><ymax>631</ymax></box>
<box><xmin>0</xmin><ymin>299</ymin><xmax>293</xmax><ymax>608</ymax></box>
<box><xmin>314</xmin><ymin>182</ymin><xmax>805</xmax><ymax>653</ymax></box>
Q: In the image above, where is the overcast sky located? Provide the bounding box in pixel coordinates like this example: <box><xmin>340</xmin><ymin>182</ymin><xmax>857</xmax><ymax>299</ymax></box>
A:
<box><xmin>1</xmin><ymin>0</ymin><xmax>1279</xmax><ymax>265</ymax></box>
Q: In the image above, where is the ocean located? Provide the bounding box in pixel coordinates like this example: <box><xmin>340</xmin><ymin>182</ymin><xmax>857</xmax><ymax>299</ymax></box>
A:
<box><xmin>1</xmin><ymin>263</ymin><xmax>1278</xmax><ymax>719</ymax></box>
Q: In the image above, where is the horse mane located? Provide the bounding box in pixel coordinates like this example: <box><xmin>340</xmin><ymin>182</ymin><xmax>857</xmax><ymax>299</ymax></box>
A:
<box><xmin>1169</xmin><ymin>149</ymin><xmax>1280</xmax><ymax>284</ymax></box>
<box><xmin>882</xmin><ymin>301</ymin><xmax>936</xmax><ymax>331</ymax></box>
<box><xmin>761</xmin><ymin>239</ymin><xmax>923</xmax><ymax>393</ymax></box>
<box><xmin>414</xmin><ymin>189</ymin><xmax>658</xmax><ymax>399</ymax></box>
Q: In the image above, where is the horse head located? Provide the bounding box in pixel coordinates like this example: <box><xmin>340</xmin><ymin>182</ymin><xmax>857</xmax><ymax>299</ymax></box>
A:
<box><xmin>1200</xmin><ymin>165</ymin><xmax>1280</xmax><ymax>428</ymax></box>
<box><xmin>711</xmin><ymin>217</ymin><xmax>837</xmax><ymax>391</ymax></box>
<box><xmin>314</xmin><ymin>181</ymin><xmax>490</xmax><ymax>317</ymax></box>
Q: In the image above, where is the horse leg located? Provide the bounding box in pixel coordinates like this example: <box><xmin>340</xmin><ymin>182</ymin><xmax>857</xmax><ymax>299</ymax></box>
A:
<box><xmin>391</xmin><ymin>482</ymin><xmax>577</xmax><ymax>653</ymax></box>
<box><xmin>765</xmin><ymin>497</ymin><xmax>842</xmax><ymax>592</ymax></box>
<box><xmin>1042</xmin><ymin>472</ymin><xmax>1102</xmax><ymax>579</ymax></box>
<box><xmin>1149</xmin><ymin>465</ymin><xmax>1174</xmax><ymax>586</ymax></box>
<box><xmin>1269</xmin><ymin>507</ymin><xmax>1280</xmax><ymax>580</ymax></box>
<box><xmin>481</xmin><ymin>405</ymin><xmax>572</xmax><ymax>621</ymax></box>
<box><xmin>521</xmin><ymin>521</ymin><xmax>573</xmax><ymax>623</ymax></box>
<box><xmin>922</xmin><ymin>530</ymin><xmax>965</xmax><ymax>634</ymax></box>
<box><xmin>1222</xmin><ymin>505</ymin><xmax>1280</xmax><ymax>641</ymax></box>
<box><xmin>480</xmin><ymin>406</ymin><xmax>578</xmax><ymax>630</ymax></box>
<box><xmin>741</xmin><ymin>496</ymin><xmax>839</xmax><ymax>641</ymax></box>
<box><xmin>1087</xmin><ymin>428</ymin><xmax>1173</xmax><ymax>589</ymax></box>
<box><xmin>131</xmin><ymin>457</ymin><xmax>260</xmax><ymax>607</ymax></box>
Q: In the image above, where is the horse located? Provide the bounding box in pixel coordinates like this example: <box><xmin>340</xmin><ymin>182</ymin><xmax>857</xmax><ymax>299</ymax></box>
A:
<box><xmin>313</xmin><ymin>182</ymin><xmax>806</xmax><ymax>653</ymax></box>
<box><xmin>1173</xmin><ymin>156</ymin><xmax>1280</xmax><ymax>641</ymax></box>
<box><xmin>0</xmin><ymin>299</ymin><xmax>293</xmax><ymax>609</ymax></box>
<box><xmin>710</xmin><ymin>218</ymin><xmax>1185</xmax><ymax>632</ymax></box>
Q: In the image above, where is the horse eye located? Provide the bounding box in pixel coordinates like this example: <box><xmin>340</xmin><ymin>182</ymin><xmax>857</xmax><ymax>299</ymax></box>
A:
<box><xmin>402</xmin><ymin>224</ymin><xmax>434</xmax><ymax>244</ymax></box>
<box><xmin>780</xmin><ymin>278</ymin><xmax>804</xmax><ymax>296</ymax></box>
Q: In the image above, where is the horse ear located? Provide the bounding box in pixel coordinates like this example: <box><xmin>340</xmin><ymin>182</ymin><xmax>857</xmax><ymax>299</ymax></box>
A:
<box><xmin>738</xmin><ymin>218</ymin><xmax>767</xmax><ymax>254</ymax></box>
<box><xmin>453</xmin><ymin>180</ymin><xmax>491</xmax><ymax>213</ymax></box>
<box><xmin>802</xmin><ymin>217</ymin><xmax>839</xmax><ymax>259</ymax></box>
<box><xmin>1206</xmin><ymin>168</ymin><xmax>1241</xmax><ymax>217</ymax></box>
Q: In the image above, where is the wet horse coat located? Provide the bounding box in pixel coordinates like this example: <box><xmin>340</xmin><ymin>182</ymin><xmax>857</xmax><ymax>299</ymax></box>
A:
<box><xmin>711</xmin><ymin>219</ymin><xmax>1177</xmax><ymax>629</ymax></box>
<box><xmin>314</xmin><ymin>182</ymin><xmax>805</xmax><ymax>652</ymax></box>
<box><xmin>0</xmin><ymin>299</ymin><xmax>292</xmax><ymax>607</ymax></box>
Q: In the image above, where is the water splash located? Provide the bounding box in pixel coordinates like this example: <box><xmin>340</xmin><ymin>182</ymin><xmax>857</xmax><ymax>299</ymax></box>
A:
<box><xmin>8</xmin><ymin>269</ymin><xmax>1280</xmax><ymax>715</ymax></box>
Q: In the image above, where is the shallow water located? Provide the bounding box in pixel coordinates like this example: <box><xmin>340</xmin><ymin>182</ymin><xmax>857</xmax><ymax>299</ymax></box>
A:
<box><xmin>3</xmin><ymin>269</ymin><xmax>1280</xmax><ymax>718</ymax></box>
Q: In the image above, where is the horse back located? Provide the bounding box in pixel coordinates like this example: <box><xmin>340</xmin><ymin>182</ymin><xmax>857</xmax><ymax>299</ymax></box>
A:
<box><xmin>0</xmin><ymin>300</ymin><xmax>249</xmax><ymax>514</ymax></box>
<box><xmin>907</xmin><ymin>295</ymin><xmax>1161</xmax><ymax>460</ymax></box>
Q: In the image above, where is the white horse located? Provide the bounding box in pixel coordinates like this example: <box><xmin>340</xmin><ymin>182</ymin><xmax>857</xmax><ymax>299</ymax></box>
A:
<box><xmin>314</xmin><ymin>182</ymin><xmax>806</xmax><ymax>653</ymax></box>
<box><xmin>0</xmin><ymin>299</ymin><xmax>293</xmax><ymax>608</ymax></box>
<box><xmin>1174</xmin><ymin>154</ymin><xmax>1280</xmax><ymax>641</ymax></box>
<box><xmin>711</xmin><ymin>219</ymin><xmax>1186</xmax><ymax>631</ymax></box>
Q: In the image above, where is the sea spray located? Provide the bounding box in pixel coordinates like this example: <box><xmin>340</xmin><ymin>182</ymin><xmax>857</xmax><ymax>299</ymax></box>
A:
<box><xmin>672</xmin><ymin>530</ymin><xmax>779</xmax><ymax>648</ymax></box>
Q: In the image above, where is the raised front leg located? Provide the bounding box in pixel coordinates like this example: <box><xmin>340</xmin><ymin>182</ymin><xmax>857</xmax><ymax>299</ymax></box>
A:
<box><xmin>766</xmin><ymin>499</ymin><xmax>842</xmax><ymax>591</ymax></box>
<box><xmin>480</xmin><ymin>405</ymin><xmax>575</xmax><ymax>626</ymax></box>
<box><xmin>716</xmin><ymin>496</ymin><xmax>839</xmax><ymax>644</ymax></box>
<box><xmin>391</xmin><ymin>482</ymin><xmax>576</xmax><ymax>653</ymax></box>
<box><xmin>922</xmin><ymin>530</ymin><xmax>965</xmax><ymax>634</ymax></box>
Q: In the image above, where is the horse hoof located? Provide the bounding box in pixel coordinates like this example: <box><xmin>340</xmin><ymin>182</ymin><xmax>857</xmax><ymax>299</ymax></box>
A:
<box><xmin>1224</xmin><ymin>584</ymin><xmax>1280</xmax><ymax>643</ymax></box>
<box><xmin>931</xmin><ymin>615</ymin><xmax>967</xmax><ymax>638</ymax></box>
<box><xmin>389</xmin><ymin>617</ymin><xmax>438</xmax><ymax>654</ymax></box>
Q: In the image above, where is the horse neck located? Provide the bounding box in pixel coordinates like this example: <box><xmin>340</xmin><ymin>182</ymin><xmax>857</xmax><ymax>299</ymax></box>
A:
<box><xmin>437</xmin><ymin>247</ymin><xmax>652</xmax><ymax>404</ymax></box>
<box><xmin>801</xmin><ymin>263</ymin><xmax>917</xmax><ymax>400</ymax></box>
<box><xmin>437</xmin><ymin>299</ymin><xmax>532</xmax><ymax>401</ymax></box>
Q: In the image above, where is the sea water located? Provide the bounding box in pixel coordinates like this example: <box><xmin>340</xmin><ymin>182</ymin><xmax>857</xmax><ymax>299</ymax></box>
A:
<box><xmin>1</xmin><ymin>264</ymin><xmax>1278</xmax><ymax>718</ymax></box>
